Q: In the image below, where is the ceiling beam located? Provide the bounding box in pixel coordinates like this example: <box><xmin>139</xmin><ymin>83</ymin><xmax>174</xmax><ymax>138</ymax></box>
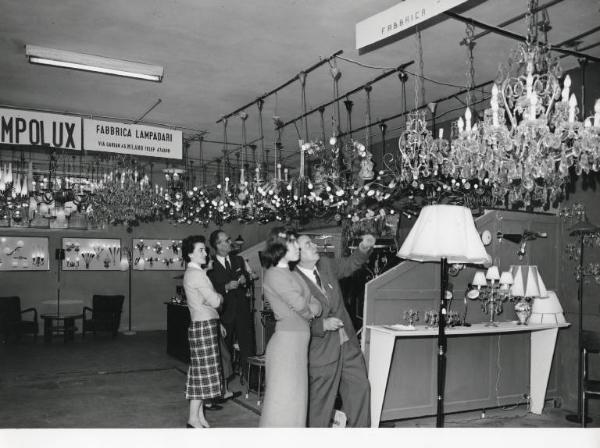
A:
<box><xmin>446</xmin><ymin>11</ymin><xmax>600</xmax><ymax>63</ymax></box>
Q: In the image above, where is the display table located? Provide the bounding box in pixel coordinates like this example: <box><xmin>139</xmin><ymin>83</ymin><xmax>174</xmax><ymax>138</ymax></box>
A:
<box><xmin>365</xmin><ymin>321</ymin><xmax>570</xmax><ymax>428</ymax></box>
<box><xmin>41</xmin><ymin>312</ymin><xmax>83</xmax><ymax>342</ymax></box>
<box><xmin>165</xmin><ymin>302</ymin><xmax>190</xmax><ymax>363</ymax></box>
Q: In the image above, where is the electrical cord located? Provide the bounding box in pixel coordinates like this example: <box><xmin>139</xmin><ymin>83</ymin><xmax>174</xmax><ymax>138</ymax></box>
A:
<box><xmin>336</xmin><ymin>55</ymin><xmax>470</xmax><ymax>89</ymax></box>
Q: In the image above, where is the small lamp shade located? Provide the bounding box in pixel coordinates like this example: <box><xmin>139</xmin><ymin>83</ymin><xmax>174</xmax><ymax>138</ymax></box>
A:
<box><xmin>499</xmin><ymin>271</ymin><xmax>514</xmax><ymax>286</ymax></box>
<box><xmin>234</xmin><ymin>234</ymin><xmax>245</xmax><ymax>246</ymax></box>
<box><xmin>397</xmin><ymin>205</ymin><xmax>491</xmax><ymax>265</ymax></box>
<box><xmin>510</xmin><ymin>265</ymin><xmax>548</xmax><ymax>298</ymax></box>
<box><xmin>486</xmin><ymin>266</ymin><xmax>500</xmax><ymax>281</ymax></box>
<box><xmin>472</xmin><ymin>271</ymin><xmax>487</xmax><ymax>287</ymax></box>
<box><xmin>529</xmin><ymin>290</ymin><xmax>566</xmax><ymax>324</ymax></box>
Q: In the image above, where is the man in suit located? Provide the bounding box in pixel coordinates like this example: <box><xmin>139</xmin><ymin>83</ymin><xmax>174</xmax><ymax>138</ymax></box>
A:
<box><xmin>295</xmin><ymin>233</ymin><xmax>374</xmax><ymax>427</ymax></box>
<box><xmin>208</xmin><ymin>230</ymin><xmax>255</xmax><ymax>379</ymax></box>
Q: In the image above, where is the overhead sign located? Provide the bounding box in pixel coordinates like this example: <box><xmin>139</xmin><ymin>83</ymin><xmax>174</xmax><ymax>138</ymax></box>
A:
<box><xmin>83</xmin><ymin>119</ymin><xmax>182</xmax><ymax>160</ymax></box>
<box><xmin>0</xmin><ymin>107</ymin><xmax>82</xmax><ymax>150</ymax></box>
<box><xmin>356</xmin><ymin>0</ymin><xmax>468</xmax><ymax>50</ymax></box>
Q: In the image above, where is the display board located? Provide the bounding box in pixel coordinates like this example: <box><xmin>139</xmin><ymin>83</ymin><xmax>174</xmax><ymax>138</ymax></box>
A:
<box><xmin>132</xmin><ymin>238</ymin><xmax>184</xmax><ymax>271</ymax></box>
<box><xmin>0</xmin><ymin>236</ymin><xmax>49</xmax><ymax>270</ymax></box>
<box><xmin>62</xmin><ymin>238</ymin><xmax>122</xmax><ymax>271</ymax></box>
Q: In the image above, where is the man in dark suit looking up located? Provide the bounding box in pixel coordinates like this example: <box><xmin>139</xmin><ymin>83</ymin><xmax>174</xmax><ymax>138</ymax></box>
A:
<box><xmin>208</xmin><ymin>230</ymin><xmax>255</xmax><ymax>379</ymax></box>
<box><xmin>295</xmin><ymin>233</ymin><xmax>374</xmax><ymax>427</ymax></box>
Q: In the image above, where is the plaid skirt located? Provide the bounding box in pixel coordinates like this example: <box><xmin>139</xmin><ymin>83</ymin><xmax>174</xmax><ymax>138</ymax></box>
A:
<box><xmin>185</xmin><ymin>319</ymin><xmax>224</xmax><ymax>400</ymax></box>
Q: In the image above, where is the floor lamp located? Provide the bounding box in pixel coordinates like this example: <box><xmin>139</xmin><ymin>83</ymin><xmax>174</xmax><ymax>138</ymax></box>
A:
<box><xmin>120</xmin><ymin>241</ymin><xmax>136</xmax><ymax>336</ymax></box>
<box><xmin>397</xmin><ymin>205</ymin><xmax>490</xmax><ymax>427</ymax></box>
<box><xmin>565</xmin><ymin>220</ymin><xmax>599</xmax><ymax>424</ymax></box>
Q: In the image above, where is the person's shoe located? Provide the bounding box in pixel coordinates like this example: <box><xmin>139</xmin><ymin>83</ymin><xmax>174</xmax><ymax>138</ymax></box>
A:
<box><xmin>204</xmin><ymin>403</ymin><xmax>223</xmax><ymax>411</ymax></box>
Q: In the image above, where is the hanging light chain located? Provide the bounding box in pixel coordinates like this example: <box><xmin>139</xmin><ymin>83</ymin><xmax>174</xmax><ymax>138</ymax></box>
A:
<box><xmin>464</xmin><ymin>22</ymin><xmax>476</xmax><ymax>109</ymax></box>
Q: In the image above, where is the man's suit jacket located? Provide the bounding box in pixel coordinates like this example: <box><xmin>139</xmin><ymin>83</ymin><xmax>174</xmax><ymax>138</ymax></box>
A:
<box><xmin>207</xmin><ymin>254</ymin><xmax>249</xmax><ymax>316</ymax></box>
<box><xmin>295</xmin><ymin>249</ymin><xmax>369</xmax><ymax>368</ymax></box>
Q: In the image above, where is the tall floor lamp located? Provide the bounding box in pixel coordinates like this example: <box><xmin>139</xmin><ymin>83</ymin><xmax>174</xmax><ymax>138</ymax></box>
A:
<box><xmin>565</xmin><ymin>220</ymin><xmax>599</xmax><ymax>424</ymax></box>
<box><xmin>397</xmin><ymin>205</ymin><xmax>490</xmax><ymax>427</ymax></box>
<box><xmin>120</xmin><ymin>241</ymin><xmax>136</xmax><ymax>336</ymax></box>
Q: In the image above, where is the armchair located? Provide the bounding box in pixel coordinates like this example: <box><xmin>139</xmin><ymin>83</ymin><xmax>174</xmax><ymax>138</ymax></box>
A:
<box><xmin>0</xmin><ymin>296</ymin><xmax>38</xmax><ymax>342</ymax></box>
<box><xmin>82</xmin><ymin>294</ymin><xmax>125</xmax><ymax>338</ymax></box>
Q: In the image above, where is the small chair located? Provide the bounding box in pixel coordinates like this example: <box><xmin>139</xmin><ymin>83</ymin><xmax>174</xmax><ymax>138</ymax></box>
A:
<box><xmin>582</xmin><ymin>330</ymin><xmax>600</xmax><ymax>427</ymax></box>
<box><xmin>82</xmin><ymin>294</ymin><xmax>124</xmax><ymax>338</ymax></box>
<box><xmin>0</xmin><ymin>296</ymin><xmax>38</xmax><ymax>342</ymax></box>
<box><xmin>245</xmin><ymin>354</ymin><xmax>266</xmax><ymax>406</ymax></box>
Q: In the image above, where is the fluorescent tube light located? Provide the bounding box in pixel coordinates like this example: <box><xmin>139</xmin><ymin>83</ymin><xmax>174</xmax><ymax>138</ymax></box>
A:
<box><xmin>25</xmin><ymin>45</ymin><xmax>163</xmax><ymax>82</ymax></box>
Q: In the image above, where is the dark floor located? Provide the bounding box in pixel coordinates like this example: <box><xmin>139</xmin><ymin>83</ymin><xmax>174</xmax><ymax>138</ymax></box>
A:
<box><xmin>0</xmin><ymin>330</ymin><xmax>598</xmax><ymax>431</ymax></box>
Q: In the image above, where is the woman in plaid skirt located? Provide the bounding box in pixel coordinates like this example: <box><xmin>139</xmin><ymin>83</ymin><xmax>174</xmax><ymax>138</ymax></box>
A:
<box><xmin>182</xmin><ymin>235</ymin><xmax>224</xmax><ymax>428</ymax></box>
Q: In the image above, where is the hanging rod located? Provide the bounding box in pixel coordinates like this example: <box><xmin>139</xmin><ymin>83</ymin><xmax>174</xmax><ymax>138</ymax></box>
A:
<box><xmin>216</xmin><ymin>49</ymin><xmax>343</xmax><ymax>124</ymax></box>
<box><xmin>445</xmin><ymin>11</ymin><xmax>600</xmax><ymax>63</ymax></box>
<box><xmin>277</xmin><ymin>60</ymin><xmax>415</xmax><ymax>130</ymax></box>
<box><xmin>337</xmin><ymin>78</ymin><xmax>494</xmax><ymax>139</ymax></box>
<box><xmin>460</xmin><ymin>0</ymin><xmax>565</xmax><ymax>44</ymax></box>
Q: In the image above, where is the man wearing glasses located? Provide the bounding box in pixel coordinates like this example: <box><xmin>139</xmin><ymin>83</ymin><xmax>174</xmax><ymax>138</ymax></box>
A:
<box><xmin>295</xmin><ymin>233</ymin><xmax>375</xmax><ymax>427</ymax></box>
<box><xmin>208</xmin><ymin>230</ymin><xmax>255</xmax><ymax>380</ymax></box>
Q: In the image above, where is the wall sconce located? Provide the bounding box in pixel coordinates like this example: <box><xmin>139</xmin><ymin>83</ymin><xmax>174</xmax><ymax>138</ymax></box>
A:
<box><xmin>497</xmin><ymin>230</ymin><xmax>548</xmax><ymax>259</ymax></box>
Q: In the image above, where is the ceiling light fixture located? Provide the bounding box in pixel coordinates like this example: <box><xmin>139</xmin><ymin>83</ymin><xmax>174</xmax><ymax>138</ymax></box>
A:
<box><xmin>25</xmin><ymin>45</ymin><xmax>163</xmax><ymax>82</ymax></box>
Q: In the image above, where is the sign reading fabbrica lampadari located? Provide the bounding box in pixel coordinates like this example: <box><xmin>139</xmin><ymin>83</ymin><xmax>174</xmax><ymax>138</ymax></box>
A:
<box><xmin>83</xmin><ymin>119</ymin><xmax>182</xmax><ymax>160</ymax></box>
<box><xmin>0</xmin><ymin>107</ymin><xmax>82</xmax><ymax>150</ymax></box>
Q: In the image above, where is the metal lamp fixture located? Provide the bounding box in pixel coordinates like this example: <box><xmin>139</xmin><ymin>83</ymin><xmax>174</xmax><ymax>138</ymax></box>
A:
<box><xmin>25</xmin><ymin>45</ymin><xmax>164</xmax><ymax>82</ymax></box>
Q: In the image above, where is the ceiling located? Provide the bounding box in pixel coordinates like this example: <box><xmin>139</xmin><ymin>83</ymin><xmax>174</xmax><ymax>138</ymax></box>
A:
<box><xmin>0</xmin><ymin>0</ymin><xmax>599</xmax><ymax>177</ymax></box>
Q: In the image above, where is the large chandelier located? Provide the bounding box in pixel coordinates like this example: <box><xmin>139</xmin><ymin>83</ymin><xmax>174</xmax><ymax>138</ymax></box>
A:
<box><xmin>87</xmin><ymin>160</ymin><xmax>164</xmax><ymax>230</ymax></box>
<box><xmin>449</xmin><ymin>7</ymin><xmax>600</xmax><ymax>210</ymax></box>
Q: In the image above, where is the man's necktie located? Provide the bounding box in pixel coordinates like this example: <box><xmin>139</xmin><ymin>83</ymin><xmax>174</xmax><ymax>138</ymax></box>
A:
<box><xmin>313</xmin><ymin>269</ymin><xmax>322</xmax><ymax>288</ymax></box>
<box><xmin>225</xmin><ymin>258</ymin><xmax>232</xmax><ymax>272</ymax></box>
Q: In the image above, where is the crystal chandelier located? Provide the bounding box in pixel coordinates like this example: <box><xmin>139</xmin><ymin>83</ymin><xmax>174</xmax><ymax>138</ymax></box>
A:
<box><xmin>450</xmin><ymin>6</ymin><xmax>600</xmax><ymax>210</ymax></box>
<box><xmin>88</xmin><ymin>160</ymin><xmax>164</xmax><ymax>230</ymax></box>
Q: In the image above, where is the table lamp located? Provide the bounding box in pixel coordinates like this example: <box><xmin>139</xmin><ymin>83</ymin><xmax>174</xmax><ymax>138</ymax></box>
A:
<box><xmin>397</xmin><ymin>204</ymin><xmax>490</xmax><ymax>427</ymax></box>
<box><xmin>509</xmin><ymin>265</ymin><xmax>547</xmax><ymax>325</ymax></box>
<box><xmin>468</xmin><ymin>266</ymin><xmax>513</xmax><ymax>326</ymax></box>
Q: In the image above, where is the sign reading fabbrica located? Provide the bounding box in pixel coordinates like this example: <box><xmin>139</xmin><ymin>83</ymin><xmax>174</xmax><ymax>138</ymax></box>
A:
<box><xmin>0</xmin><ymin>107</ymin><xmax>82</xmax><ymax>150</ymax></box>
<box><xmin>83</xmin><ymin>119</ymin><xmax>182</xmax><ymax>160</ymax></box>
<box><xmin>356</xmin><ymin>0</ymin><xmax>467</xmax><ymax>50</ymax></box>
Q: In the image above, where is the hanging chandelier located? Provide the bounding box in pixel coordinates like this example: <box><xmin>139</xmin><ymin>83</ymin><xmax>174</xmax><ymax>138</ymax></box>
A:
<box><xmin>87</xmin><ymin>159</ymin><xmax>164</xmax><ymax>230</ymax></box>
<box><xmin>448</xmin><ymin>5</ymin><xmax>600</xmax><ymax>210</ymax></box>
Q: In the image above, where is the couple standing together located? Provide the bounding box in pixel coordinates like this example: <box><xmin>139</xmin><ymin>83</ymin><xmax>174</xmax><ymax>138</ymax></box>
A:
<box><xmin>259</xmin><ymin>226</ymin><xmax>373</xmax><ymax>428</ymax></box>
<box><xmin>182</xmin><ymin>226</ymin><xmax>373</xmax><ymax>428</ymax></box>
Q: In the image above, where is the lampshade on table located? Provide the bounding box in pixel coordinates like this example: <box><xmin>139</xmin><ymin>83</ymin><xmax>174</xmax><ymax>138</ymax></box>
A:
<box><xmin>510</xmin><ymin>265</ymin><xmax>548</xmax><ymax>298</ymax></box>
<box><xmin>529</xmin><ymin>290</ymin><xmax>566</xmax><ymax>324</ymax></box>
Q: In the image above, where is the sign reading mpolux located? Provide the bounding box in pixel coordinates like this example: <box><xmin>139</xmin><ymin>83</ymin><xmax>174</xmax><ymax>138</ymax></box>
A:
<box><xmin>0</xmin><ymin>107</ymin><xmax>82</xmax><ymax>150</ymax></box>
<box><xmin>83</xmin><ymin>119</ymin><xmax>182</xmax><ymax>160</ymax></box>
<box><xmin>356</xmin><ymin>0</ymin><xmax>467</xmax><ymax>50</ymax></box>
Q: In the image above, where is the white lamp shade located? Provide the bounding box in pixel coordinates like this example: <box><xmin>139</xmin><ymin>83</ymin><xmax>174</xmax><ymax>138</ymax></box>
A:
<box><xmin>510</xmin><ymin>266</ymin><xmax>525</xmax><ymax>296</ymax></box>
<box><xmin>472</xmin><ymin>271</ymin><xmax>487</xmax><ymax>287</ymax></box>
<box><xmin>510</xmin><ymin>265</ymin><xmax>547</xmax><ymax>298</ymax></box>
<box><xmin>529</xmin><ymin>290</ymin><xmax>566</xmax><ymax>324</ymax></box>
<box><xmin>499</xmin><ymin>271</ymin><xmax>514</xmax><ymax>286</ymax></box>
<box><xmin>486</xmin><ymin>266</ymin><xmax>500</xmax><ymax>281</ymax></box>
<box><xmin>397</xmin><ymin>205</ymin><xmax>491</xmax><ymax>264</ymax></box>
